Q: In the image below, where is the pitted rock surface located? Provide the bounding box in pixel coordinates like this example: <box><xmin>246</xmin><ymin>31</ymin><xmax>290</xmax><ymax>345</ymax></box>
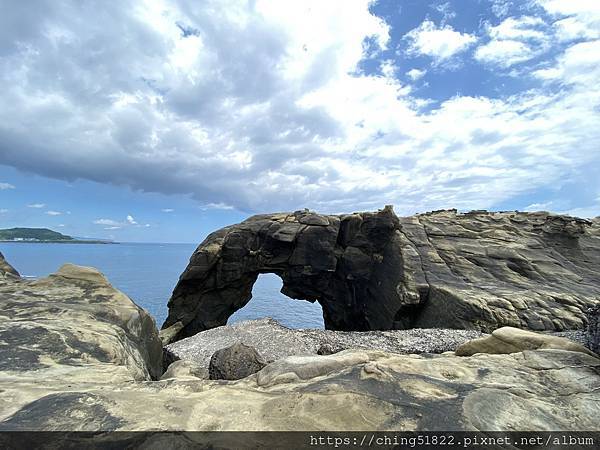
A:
<box><xmin>163</xmin><ymin>208</ymin><xmax>600</xmax><ymax>341</ymax></box>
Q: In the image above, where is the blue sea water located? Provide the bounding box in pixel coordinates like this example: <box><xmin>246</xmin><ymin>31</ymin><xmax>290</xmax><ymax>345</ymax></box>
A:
<box><xmin>0</xmin><ymin>242</ymin><xmax>324</xmax><ymax>329</ymax></box>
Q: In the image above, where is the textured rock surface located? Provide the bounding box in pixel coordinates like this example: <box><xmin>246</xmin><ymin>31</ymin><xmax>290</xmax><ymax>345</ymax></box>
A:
<box><xmin>0</xmin><ymin>251</ymin><xmax>19</xmax><ymax>278</ymax></box>
<box><xmin>2</xmin><ymin>255</ymin><xmax>599</xmax><ymax>432</ymax></box>
<box><xmin>0</xmin><ymin>262</ymin><xmax>163</xmax><ymax>386</ymax></box>
<box><xmin>588</xmin><ymin>305</ymin><xmax>600</xmax><ymax>354</ymax></box>
<box><xmin>209</xmin><ymin>342</ymin><xmax>267</xmax><ymax>380</ymax></box>
<box><xmin>455</xmin><ymin>326</ymin><xmax>596</xmax><ymax>357</ymax></box>
<box><xmin>163</xmin><ymin>208</ymin><xmax>600</xmax><ymax>341</ymax></box>
<box><xmin>160</xmin><ymin>360</ymin><xmax>208</xmax><ymax>380</ymax></box>
<box><xmin>165</xmin><ymin>318</ymin><xmax>485</xmax><ymax>370</ymax></box>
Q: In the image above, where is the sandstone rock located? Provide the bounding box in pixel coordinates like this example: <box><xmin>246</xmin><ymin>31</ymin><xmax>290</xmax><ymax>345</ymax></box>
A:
<box><xmin>209</xmin><ymin>342</ymin><xmax>267</xmax><ymax>380</ymax></box>
<box><xmin>455</xmin><ymin>326</ymin><xmax>596</xmax><ymax>357</ymax></box>
<box><xmin>161</xmin><ymin>360</ymin><xmax>209</xmax><ymax>380</ymax></box>
<box><xmin>163</xmin><ymin>208</ymin><xmax>600</xmax><ymax>341</ymax></box>
<box><xmin>2</xmin><ymin>254</ymin><xmax>600</xmax><ymax>433</ymax></box>
<box><xmin>0</xmin><ymin>251</ymin><xmax>19</xmax><ymax>278</ymax></box>
<box><xmin>587</xmin><ymin>304</ymin><xmax>600</xmax><ymax>354</ymax></box>
<box><xmin>165</xmin><ymin>318</ymin><xmax>485</xmax><ymax>371</ymax></box>
<box><xmin>0</xmin><ymin>262</ymin><xmax>163</xmax><ymax>385</ymax></box>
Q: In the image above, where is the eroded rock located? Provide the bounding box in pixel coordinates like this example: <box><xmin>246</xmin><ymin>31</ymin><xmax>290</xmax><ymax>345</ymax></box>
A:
<box><xmin>455</xmin><ymin>326</ymin><xmax>596</xmax><ymax>357</ymax></box>
<box><xmin>163</xmin><ymin>208</ymin><xmax>600</xmax><ymax>341</ymax></box>
<box><xmin>1</xmin><ymin>255</ymin><xmax>599</xmax><ymax>433</ymax></box>
<box><xmin>0</xmin><ymin>251</ymin><xmax>19</xmax><ymax>278</ymax></box>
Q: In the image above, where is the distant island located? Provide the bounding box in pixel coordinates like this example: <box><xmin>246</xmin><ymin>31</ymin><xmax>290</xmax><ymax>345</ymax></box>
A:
<box><xmin>0</xmin><ymin>228</ymin><xmax>115</xmax><ymax>244</ymax></box>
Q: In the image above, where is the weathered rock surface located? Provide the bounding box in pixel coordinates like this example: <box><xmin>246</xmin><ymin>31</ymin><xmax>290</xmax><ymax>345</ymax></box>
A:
<box><xmin>165</xmin><ymin>318</ymin><xmax>485</xmax><ymax>370</ymax></box>
<box><xmin>160</xmin><ymin>360</ymin><xmax>209</xmax><ymax>380</ymax></box>
<box><xmin>0</xmin><ymin>262</ymin><xmax>163</xmax><ymax>387</ymax></box>
<box><xmin>455</xmin><ymin>326</ymin><xmax>597</xmax><ymax>357</ymax></box>
<box><xmin>0</xmin><ymin>251</ymin><xmax>19</xmax><ymax>278</ymax></box>
<box><xmin>209</xmin><ymin>342</ymin><xmax>267</xmax><ymax>380</ymax></box>
<box><xmin>163</xmin><ymin>208</ymin><xmax>600</xmax><ymax>341</ymax></box>
<box><xmin>2</xmin><ymin>255</ymin><xmax>599</xmax><ymax>432</ymax></box>
<box><xmin>588</xmin><ymin>304</ymin><xmax>600</xmax><ymax>354</ymax></box>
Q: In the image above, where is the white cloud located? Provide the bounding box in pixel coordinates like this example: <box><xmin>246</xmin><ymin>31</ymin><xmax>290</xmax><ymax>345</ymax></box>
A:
<box><xmin>200</xmin><ymin>202</ymin><xmax>235</xmax><ymax>210</ymax></box>
<box><xmin>46</xmin><ymin>210</ymin><xmax>62</xmax><ymax>216</ymax></box>
<box><xmin>537</xmin><ymin>0</ymin><xmax>600</xmax><ymax>42</ymax></box>
<box><xmin>475</xmin><ymin>39</ymin><xmax>536</xmax><ymax>67</ymax></box>
<box><xmin>104</xmin><ymin>226</ymin><xmax>121</xmax><ymax>230</ymax></box>
<box><xmin>126</xmin><ymin>215</ymin><xmax>137</xmax><ymax>225</ymax></box>
<box><xmin>403</xmin><ymin>20</ymin><xmax>476</xmax><ymax>62</ymax></box>
<box><xmin>57</xmin><ymin>224</ymin><xmax>65</xmax><ymax>227</ymax></box>
<box><xmin>94</xmin><ymin>219</ymin><xmax>121</xmax><ymax>226</ymax></box>
<box><xmin>27</xmin><ymin>203</ymin><xmax>45</xmax><ymax>208</ymax></box>
<box><xmin>490</xmin><ymin>0</ymin><xmax>512</xmax><ymax>18</ymax></box>
<box><xmin>524</xmin><ymin>201</ymin><xmax>554</xmax><ymax>211</ymax></box>
<box><xmin>474</xmin><ymin>16</ymin><xmax>550</xmax><ymax>68</ymax></box>
<box><xmin>0</xmin><ymin>1</ymin><xmax>599</xmax><ymax>217</ymax></box>
<box><xmin>534</xmin><ymin>40</ymin><xmax>600</xmax><ymax>85</ymax></box>
<box><xmin>0</xmin><ymin>182</ymin><xmax>15</xmax><ymax>190</ymax></box>
<box><xmin>406</xmin><ymin>68</ymin><xmax>427</xmax><ymax>81</ymax></box>
<box><xmin>161</xmin><ymin>208</ymin><xmax>174</xmax><ymax>213</ymax></box>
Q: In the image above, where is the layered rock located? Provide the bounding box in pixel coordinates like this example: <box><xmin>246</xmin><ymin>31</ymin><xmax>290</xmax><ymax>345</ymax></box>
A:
<box><xmin>0</xmin><ymin>262</ymin><xmax>163</xmax><ymax>389</ymax></box>
<box><xmin>163</xmin><ymin>208</ymin><xmax>600</xmax><ymax>341</ymax></box>
<box><xmin>0</xmin><ymin>251</ymin><xmax>19</xmax><ymax>278</ymax></box>
<box><xmin>1</xmin><ymin>256</ymin><xmax>599</xmax><ymax>432</ymax></box>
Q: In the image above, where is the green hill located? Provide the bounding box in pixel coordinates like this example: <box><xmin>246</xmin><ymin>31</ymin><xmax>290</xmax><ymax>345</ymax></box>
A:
<box><xmin>0</xmin><ymin>228</ymin><xmax>74</xmax><ymax>241</ymax></box>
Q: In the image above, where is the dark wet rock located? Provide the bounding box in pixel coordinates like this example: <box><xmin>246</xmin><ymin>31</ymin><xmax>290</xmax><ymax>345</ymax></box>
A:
<box><xmin>587</xmin><ymin>304</ymin><xmax>600</xmax><ymax>354</ymax></box>
<box><xmin>208</xmin><ymin>342</ymin><xmax>266</xmax><ymax>380</ymax></box>
<box><xmin>317</xmin><ymin>343</ymin><xmax>344</xmax><ymax>355</ymax></box>
<box><xmin>0</xmin><ymin>251</ymin><xmax>19</xmax><ymax>278</ymax></box>
<box><xmin>163</xmin><ymin>208</ymin><xmax>600</xmax><ymax>342</ymax></box>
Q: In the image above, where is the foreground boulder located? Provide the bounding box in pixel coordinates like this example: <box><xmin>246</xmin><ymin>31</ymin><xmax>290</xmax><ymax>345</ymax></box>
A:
<box><xmin>0</xmin><ymin>262</ymin><xmax>163</xmax><ymax>387</ymax></box>
<box><xmin>163</xmin><ymin>208</ymin><xmax>600</xmax><ymax>341</ymax></box>
<box><xmin>209</xmin><ymin>342</ymin><xmax>267</xmax><ymax>380</ymax></box>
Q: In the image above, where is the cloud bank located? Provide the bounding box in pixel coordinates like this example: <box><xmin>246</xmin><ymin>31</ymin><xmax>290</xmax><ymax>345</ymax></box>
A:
<box><xmin>0</xmin><ymin>0</ymin><xmax>599</xmax><ymax>216</ymax></box>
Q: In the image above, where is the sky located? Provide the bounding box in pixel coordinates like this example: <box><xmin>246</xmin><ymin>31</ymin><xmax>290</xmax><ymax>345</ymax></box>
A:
<box><xmin>1</xmin><ymin>0</ymin><xmax>599</xmax><ymax>243</ymax></box>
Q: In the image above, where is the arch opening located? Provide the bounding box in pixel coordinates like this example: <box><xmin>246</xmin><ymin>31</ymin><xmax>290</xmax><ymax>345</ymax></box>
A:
<box><xmin>228</xmin><ymin>273</ymin><xmax>324</xmax><ymax>329</ymax></box>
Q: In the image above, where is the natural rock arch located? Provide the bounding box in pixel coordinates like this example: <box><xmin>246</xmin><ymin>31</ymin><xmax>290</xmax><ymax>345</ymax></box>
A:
<box><xmin>162</xmin><ymin>206</ymin><xmax>408</xmax><ymax>341</ymax></box>
<box><xmin>162</xmin><ymin>207</ymin><xmax>600</xmax><ymax>343</ymax></box>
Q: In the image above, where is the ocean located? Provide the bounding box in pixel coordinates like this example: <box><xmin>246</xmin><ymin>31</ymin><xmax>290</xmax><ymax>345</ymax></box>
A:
<box><xmin>0</xmin><ymin>242</ymin><xmax>325</xmax><ymax>329</ymax></box>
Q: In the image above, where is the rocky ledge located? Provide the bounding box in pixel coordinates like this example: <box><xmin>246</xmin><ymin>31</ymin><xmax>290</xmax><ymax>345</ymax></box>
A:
<box><xmin>1</xmin><ymin>255</ymin><xmax>599</xmax><ymax>432</ymax></box>
<box><xmin>163</xmin><ymin>207</ymin><xmax>600</xmax><ymax>341</ymax></box>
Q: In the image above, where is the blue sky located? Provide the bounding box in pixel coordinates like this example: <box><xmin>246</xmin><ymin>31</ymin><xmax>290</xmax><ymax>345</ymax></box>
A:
<box><xmin>1</xmin><ymin>0</ymin><xmax>599</xmax><ymax>243</ymax></box>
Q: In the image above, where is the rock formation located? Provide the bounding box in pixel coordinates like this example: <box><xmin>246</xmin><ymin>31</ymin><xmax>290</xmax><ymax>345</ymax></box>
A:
<box><xmin>455</xmin><ymin>326</ymin><xmax>596</xmax><ymax>357</ymax></box>
<box><xmin>0</xmin><ymin>262</ymin><xmax>163</xmax><ymax>384</ymax></box>
<box><xmin>0</xmin><ymin>251</ymin><xmax>19</xmax><ymax>278</ymax></box>
<box><xmin>163</xmin><ymin>208</ymin><xmax>600</xmax><ymax>341</ymax></box>
<box><xmin>1</xmin><ymin>255</ymin><xmax>599</xmax><ymax>434</ymax></box>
